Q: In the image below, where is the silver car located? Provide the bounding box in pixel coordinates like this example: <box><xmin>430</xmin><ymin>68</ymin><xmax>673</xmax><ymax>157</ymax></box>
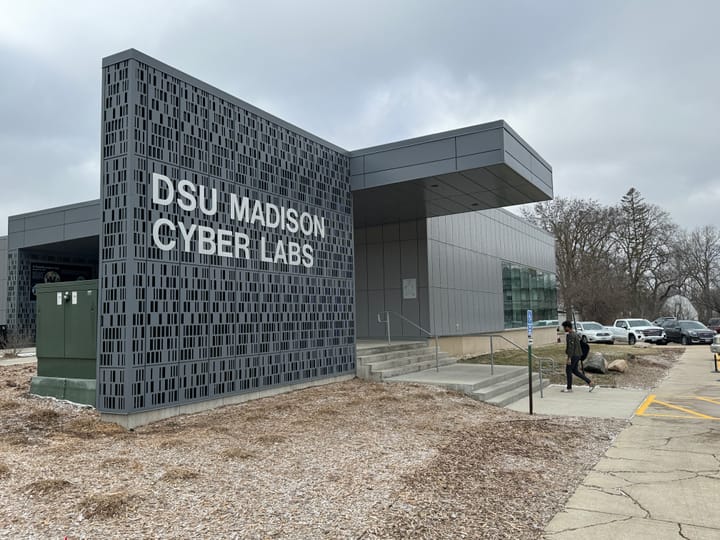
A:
<box><xmin>576</xmin><ymin>321</ymin><xmax>614</xmax><ymax>344</ymax></box>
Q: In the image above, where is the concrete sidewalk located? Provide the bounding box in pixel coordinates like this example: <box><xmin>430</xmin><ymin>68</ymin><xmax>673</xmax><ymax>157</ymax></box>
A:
<box><xmin>507</xmin><ymin>384</ymin><xmax>649</xmax><ymax>419</ymax></box>
<box><xmin>543</xmin><ymin>346</ymin><xmax>720</xmax><ymax>539</ymax></box>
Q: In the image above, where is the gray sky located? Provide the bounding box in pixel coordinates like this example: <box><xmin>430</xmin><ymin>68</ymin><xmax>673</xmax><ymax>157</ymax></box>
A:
<box><xmin>1</xmin><ymin>0</ymin><xmax>718</xmax><ymax>235</ymax></box>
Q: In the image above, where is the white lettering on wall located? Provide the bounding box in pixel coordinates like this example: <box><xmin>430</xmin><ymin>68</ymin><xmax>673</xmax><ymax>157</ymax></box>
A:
<box><xmin>152</xmin><ymin>218</ymin><xmax>175</xmax><ymax>251</ymax></box>
<box><xmin>150</xmin><ymin>176</ymin><xmax>326</xmax><ymax>267</ymax></box>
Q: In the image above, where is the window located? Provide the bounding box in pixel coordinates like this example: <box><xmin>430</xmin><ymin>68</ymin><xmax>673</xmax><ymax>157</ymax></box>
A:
<box><xmin>502</xmin><ymin>262</ymin><xmax>557</xmax><ymax>329</ymax></box>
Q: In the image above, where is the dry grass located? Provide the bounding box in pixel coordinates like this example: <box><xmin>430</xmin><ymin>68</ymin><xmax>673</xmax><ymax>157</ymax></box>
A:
<box><xmin>25</xmin><ymin>408</ymin><xmax>61</xmax><ymax>424</ymax></box>
<box><xmin>160</xmin><ymin>467</ymin><xmax>200</xmax><ymax>481</ymax></box>
<box><xmin>375</xmin><ymin>394</ymin><xmax>401</xmax><ymax>402</ymax></box>
<box><xmin>221</xmin><ymin>447</ymin><xmax>256</xmax><ymax>460</ymax></box>
<box><xmin>273</xmin><ymin>402</ymin><xmax>295</xmax><ymax>412</ymax></box>
<box><xmin>3</xmin><ymin>433</ymin><xmax>31</xmax><ymax>446</ymax></box>
<box><xmin>463</xmin><ymin>342</ymin><xmax>681</xmax><ymax>389</ymax></box>
<box><xmin>410</xmin><ymin>390</ymin><xmax>438</xmax><ymax>400</ymax></box>
<box><xmin>256</xmin><ymin>434</ymin><xmax>286</xmax><ymax>444</ymax></box>
<box><xmin>78</xmin><ymin>491</ymin><xmax>133</xmax><ymax>519</ymax></box>
<box><xmin>157</xmin><ymin>436</ymin><xmax>190</xmax><ymax>449</ymax></box>
<box><xmin>24</xmin><ymin>479</ymin><xmax>73</xmax><ymax>495</ymax></box>
<box><xmin>241</xmin><ymin>412</ymin><xmax>268</xmax><ymax>422</ymax></box>
<box><xmin>100</xmin><ymin>457</ymin><xmax>143</xmax><ymax>471</ymax></box>
<box><xmin>0</xmin><ymin>399</ymin><xmax>20</xmax><ymax>410</ymax></box>
<box><xmin>64</xmin><ymin>416</ymin><xmax>128</xmax><ymax>438</ymax></box>
<box><xmin>314</xmin><ymin>406</ymin><xmax>341</xmax><ymax>417</ymax></box>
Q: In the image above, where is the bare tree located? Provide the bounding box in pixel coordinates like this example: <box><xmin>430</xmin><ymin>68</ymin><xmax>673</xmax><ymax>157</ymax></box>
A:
<box><xmin>612</xmin><ymin>188</ymin><xmax>678</xmax><ymax>317</ymax></box>
<box><xmin>674</xmin><ymin>225</ymin><xmax>720</xmax><ymax>321</ymax></box>
<box><xmin>522</xmin><ymin>197</ymin><xmax>619</xmax><ymax>321</ymax></box>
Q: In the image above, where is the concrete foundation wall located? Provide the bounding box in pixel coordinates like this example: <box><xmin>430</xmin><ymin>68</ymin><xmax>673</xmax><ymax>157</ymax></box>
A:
<box><xmin>438</xmin><ymin>327</ymin><xmax>560</xmax><ymax>358</ymax></box>
<box><xmin>101</xmin><ymin>374</ymin><xmax>355</xmax><ymax>429</ymax></box>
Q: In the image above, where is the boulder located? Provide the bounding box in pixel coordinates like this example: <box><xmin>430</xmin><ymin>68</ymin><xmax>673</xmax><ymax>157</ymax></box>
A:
<box><xmin>608</xmin><ymin>359</ymin><xmax>628</xmax><ymax>373</ymax></box>
<box><xmin>583</xmin><ymin>352</ymin><xmax>608</xmax><ymax>374</ymax></box>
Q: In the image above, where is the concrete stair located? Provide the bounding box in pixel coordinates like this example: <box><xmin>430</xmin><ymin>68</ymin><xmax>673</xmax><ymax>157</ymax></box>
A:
<box><xmin>379</xmin><ymin>360</ymin><xmax>551</xmax><ymax>407</ymax></box>
<box><xmin>356</xmin><ymin>342</ymin><xmax>458</xmax><ymax>381</ymax></box>
<box><xmin>357</xmin><ymin>342</ymin><xmax>552</xmax><ymax>407</ymax></box>
<box><xmin>470</xmin><ymin>370</ymin><xmax>551</xmax><ymax>407</ymax></box>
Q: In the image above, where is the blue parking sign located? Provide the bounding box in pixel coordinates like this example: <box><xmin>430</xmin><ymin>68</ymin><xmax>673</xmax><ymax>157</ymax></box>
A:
<box><xmin>527</xmin><ymin>310</ymin><xmax>533</xmax><ymax>336</ymax></box>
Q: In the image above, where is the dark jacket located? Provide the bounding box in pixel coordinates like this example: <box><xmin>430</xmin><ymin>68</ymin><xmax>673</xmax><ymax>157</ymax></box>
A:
<box><xmin>565</xmin><ymin>331</ymin><xmax>582</xmax><ymax>358</ymax></box>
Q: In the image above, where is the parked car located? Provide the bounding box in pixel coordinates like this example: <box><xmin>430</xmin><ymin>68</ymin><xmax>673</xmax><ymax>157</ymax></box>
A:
<box><xmin>653</xmin><ymin>316</ymin><xmax>676</xmax><ymax>326</ymax></box>
<box><xmin>662</xmin><ymin>320</ymin><xmax>716</xmax><ymax>345</ymax></box>
<box><xmin>610</xmin><ymin>318</ymin><xmax>667</xmax><ymax>345</ymax></box>
<box><xmin>575</xmin><ymin>321</ymin><xmax>614</xmax><ymax>344</ymax></box>
<box><xmin>534</xmin><ymin>319</ymin><xmax>559</xmax><ymax>327</ymax></box>
<box><xmin>707</xmin><ymin>318</ymin><xmax>720</xmax><ymax>333</ymax></box>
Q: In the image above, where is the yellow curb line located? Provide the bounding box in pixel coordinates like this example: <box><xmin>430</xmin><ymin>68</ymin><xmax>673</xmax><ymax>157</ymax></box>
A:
<box><xmin>640</xmin><ymin>413</ymin><xmax>719</xmax><ymax>419</ymax></box>
<box><xmin>636</xmin><ymin>394</ymin><xmax>655</xmax><ymax>416</ymax></box>
<box><xmin>652</xmin><ymin>399</ymin><xmax>716</xmax><ymax>419</ymax></box>
<box><xmin>636</xmin><ymin>394</ymin><xmax>719</xmax><ymax>419</ymax></box>
<box><xmin>692</xmin><ymin>396</ymin><xmax>720</xmax><ymax>406</ymax></box>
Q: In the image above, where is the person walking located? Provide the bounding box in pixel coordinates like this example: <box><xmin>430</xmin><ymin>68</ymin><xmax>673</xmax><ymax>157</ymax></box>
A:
<box><xmin>561</xmin><ymin>320</ymin><xmax>596</xmax><ymax>392</ymax></box>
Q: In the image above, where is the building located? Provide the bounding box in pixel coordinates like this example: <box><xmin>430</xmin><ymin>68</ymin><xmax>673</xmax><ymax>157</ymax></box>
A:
<box><xmin>0</xmin><ymin>50</ymin><xmax>555</xmax><ymax>426</ymax></box>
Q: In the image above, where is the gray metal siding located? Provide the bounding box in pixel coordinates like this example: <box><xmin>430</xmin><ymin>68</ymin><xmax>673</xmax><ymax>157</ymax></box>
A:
<box><xmin>1</xmin><ymin>206</ymin><xmax>555</xmax><ymax>343</ymax></box>
<box><xmin>427</xmin><ymin>209</ymin><xmax>555</xmax><ymax>335</ymax></box>
<box><xmin>5</xmin><ymin>201</ymin><xmax>101</xmax><ymax>336</ymax></box>
<box><xmin>7</xmin><ymin>201</ymin><xmax>100</xmax><ymax>250</ymax></box>
<box><xmin>354</xmin><ymin>219</ymin><xmax>430</xmax><ymax>339</ymax></box>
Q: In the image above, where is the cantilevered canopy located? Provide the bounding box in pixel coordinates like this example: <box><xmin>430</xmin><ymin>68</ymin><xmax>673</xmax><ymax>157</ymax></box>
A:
<box><xmin>349</xmin><ymin>120</ymin><xmax>552</xmax><ymax>227</ymax></box>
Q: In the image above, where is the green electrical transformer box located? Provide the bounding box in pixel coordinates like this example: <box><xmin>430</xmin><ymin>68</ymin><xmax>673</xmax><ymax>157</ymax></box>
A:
<box><xmin>32</xmin><ymin>279</ymin><xmax>98</xmax><ymax>406</ymax></box>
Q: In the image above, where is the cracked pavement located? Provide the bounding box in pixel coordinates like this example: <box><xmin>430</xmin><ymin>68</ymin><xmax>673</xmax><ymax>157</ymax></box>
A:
<box><xmin>544</xmin><ymin>346</ymin><xmax>720</xmax><ymax>539</ymax></box>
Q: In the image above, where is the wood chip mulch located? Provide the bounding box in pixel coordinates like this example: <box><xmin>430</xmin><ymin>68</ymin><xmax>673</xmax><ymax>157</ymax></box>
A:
<box><xmin>0</xmin><ymin>362</ymin><xmax>638</xmax><ymax>539</ymax></box>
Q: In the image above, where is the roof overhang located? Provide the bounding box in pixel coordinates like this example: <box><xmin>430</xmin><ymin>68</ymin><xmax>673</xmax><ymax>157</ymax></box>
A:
<box><xmin>349</xmin><ymin>120</ymin><xmax>552</xmax><ymax>227</ymax></box>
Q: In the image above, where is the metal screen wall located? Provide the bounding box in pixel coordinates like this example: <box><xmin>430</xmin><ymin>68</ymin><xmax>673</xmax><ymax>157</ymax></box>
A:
<box><xmin>99</xmin><ymin>52</ymin><xmax>355</xmax><ymax>414</ymax></box>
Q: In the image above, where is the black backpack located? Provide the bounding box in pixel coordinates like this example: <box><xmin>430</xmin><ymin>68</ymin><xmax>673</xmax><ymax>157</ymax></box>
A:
<box><xmin>580</xmin><ymin>340</ymin><xmax>590</xmax><ymax>361</ymax></box>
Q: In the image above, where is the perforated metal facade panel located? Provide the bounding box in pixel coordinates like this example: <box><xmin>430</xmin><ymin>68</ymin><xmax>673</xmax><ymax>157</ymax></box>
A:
<box><xmin>98</xmin><ymin>51</ymin><xmax>355</xmax><ymax>415</ymax></box>
<box><xmin>0</xmin><ymin>237</ymin><xmax>7</xmax><ymax>325</ymax></box>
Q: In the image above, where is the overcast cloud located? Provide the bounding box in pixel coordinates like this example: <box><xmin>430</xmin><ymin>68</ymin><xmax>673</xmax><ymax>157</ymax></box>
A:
<box><xmin>0</xmin><ymin>0</ymin><xmax>718</xmax><ymax>235</ymax></box>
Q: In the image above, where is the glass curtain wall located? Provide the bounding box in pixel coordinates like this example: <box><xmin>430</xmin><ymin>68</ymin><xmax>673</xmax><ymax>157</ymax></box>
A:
<box><xmin>502</xmin><ymin>262</ymin><xmax>557</xmax><ymax>328</ymax></box>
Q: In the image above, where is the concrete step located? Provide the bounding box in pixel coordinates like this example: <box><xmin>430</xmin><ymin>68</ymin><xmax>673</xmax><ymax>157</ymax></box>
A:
<box><xmin>372</xmin><ymin>356</ymin><xmax>458</xmax><ymax>380</ymax></box>
<box><xmin>474</xmin><ymin>373</ymin><xmax>551</xmax><ymax>407</ymax></box>
<box><xmin>471</xmin><ymin>371</ymin><xmax>533</xmax><ymax>401</ymax></box>
<box><xmin>365</xmin><ymin>351</ymin><xmax>451</xmax><ymax>372</ymax></box>
<box><xmin>458</xmin><ymin>365</ymin><xmax>528</xmax><ymax>393</ymax></box>
<box><xmin>356</xmin><ymin>341</ymin><xmax>428</xmax><ymax>357</ymax></box>
<box><xmin>485</xmin><ymin>379</ymin><xmax>551</xmax><ymax>408</ymax></box>
<box><xmin>357</xmin><ymin>346</ymin><xmax>438</xmax><ymax>365</ymax></box>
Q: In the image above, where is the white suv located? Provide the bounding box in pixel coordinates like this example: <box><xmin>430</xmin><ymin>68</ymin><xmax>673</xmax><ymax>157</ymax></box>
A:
<box><xmin>575</xmin><ymin>321</ymin><xmax>614</xmax><ymax>344</ymax></box>
<box><xmin>611</xmin><ymin>318</ymin><xmax>667</xmax><ymax>345</ymax></box>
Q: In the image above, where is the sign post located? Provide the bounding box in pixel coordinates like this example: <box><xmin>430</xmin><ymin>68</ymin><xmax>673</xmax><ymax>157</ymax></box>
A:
<box><xmin>527</xmin><ymin>309</ymin><xmax>534</xmax><ymax>415</ymax></box>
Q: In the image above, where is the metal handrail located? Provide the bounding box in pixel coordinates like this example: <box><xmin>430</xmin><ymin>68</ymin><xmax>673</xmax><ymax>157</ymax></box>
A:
<box><xmin>486</xmin><ymin>334</ymin><xmax>556</xmax><ymax>398</ymax></box>
<box><xmin>377</xmin><ymin>311</ymin><xmax>440</xmax><ymax>372</ymax></box>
